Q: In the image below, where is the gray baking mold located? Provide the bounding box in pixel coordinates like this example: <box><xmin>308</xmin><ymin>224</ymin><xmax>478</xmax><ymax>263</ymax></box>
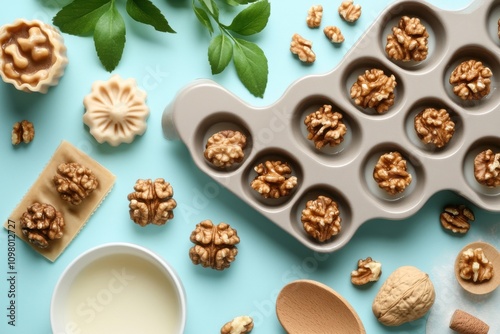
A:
<box><xmin>163</xmin><ymin>0</ymin><xmax>500</xmax><ymax>253</ymax></box>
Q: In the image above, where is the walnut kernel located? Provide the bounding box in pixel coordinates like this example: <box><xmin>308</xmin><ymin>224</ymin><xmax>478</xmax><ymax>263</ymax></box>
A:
<box><xmin>53</xmin><ymin>162</ymin><xmax>99</xmax><ymax>205</ymax></box>
<box><xmin>385</xmin><ymin>16</ymin><xmax>429</xmax><ymax>62</ymax></box>
<box><xmin>449</xmin><ymin>60</ymin><xmax>492</xmax><ymax>100</ymax></box>
<box><xmin>338</xmin><ymin>0</ymin><xmax>361</xmax><ymax>23</ymax></box>
<box><xmin>189</xmin><ymin>220</ymin><xmax>240</xmax><ymax>270</ymax></box>
<box><xmin>440</xmin><ymin>205</ymin><xmax>474</xmax><ymax>234</ymax></box>
<box><xmin>306</xmin><ymin>5</ymin><xmax>323</xmax><ymax>28</ymax></box>
<box><xmin>221</xmin><ymin>316</ymin><xmax>254</xmax><ymax>334</ymax></box>
<box><xmin>474</xmin><ymin>149</ymin><xmax>500</xmax><ymax>187</ymax></box>
<box><xmin>304</xmin><ymin>105</ymin><xmax>347</xmax><ymax>149</ymax></box>
<box><xmin>204</xmin><ymin>130</ymin><xmax>247</xmax><ymax>168</ymax></box>
<box><xmin>414</xmin><ymin>108</ymin><xmax>455</xmax><ymax>148</ymax></box>
<box><xmin>351</xmin><ymin>257</ymin><xmax>382</xmax><ymax>285</ymax></box>
<box><xmin>458</xmin><ymin>248</ymin><xmax>494</xmax><ymax>283</ymax></box>
<box><xmin>373</xmin><ymin>151</ymin><xmax>412</xmax><ymax>195</ymax></box>
<box><xmin>301</xmin><ymin>195</ymin><xmax>341</xmax><ymax>242</ymax></box>
<box><xmin>127</xmin><ymin>178</ymin><xmax>177</xmax><ymax>226</ymax></box>
<box><xmin>20</xmin><ymin>202</ymin><xmax>64</xmax><ymax>248</ymax></box>
<box><xmin>324</xmin><ymin>26</ymin><xmax>344</xmax><ymax>43</ymax></box>
<box><xmin>250</xmin><ymin>160</ymin><xmax>298</xmax><ymax>199</ymax></box>
<box><xmin>290</xmin><ymin>33</ymin><xmax>315</xmax><ymax>63</ymax></box>
<box><xmin>350</xmin><ymin>68</ymin><xmax>397</xmax><ymax>114</ymax></box>
<box><xmin>12</xmin><ymin>120</ymin><xmax>34</xmax><ymax>145</ymax></box>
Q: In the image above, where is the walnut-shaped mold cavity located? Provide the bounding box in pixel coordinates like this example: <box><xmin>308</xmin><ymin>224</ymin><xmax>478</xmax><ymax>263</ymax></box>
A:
<box><xmin>242</xmin><ymin>149</ymin><xmax>302</xmax><ymax>207</ymax></box>
<box><xmin>404</xmin><ymin>98</ymin><xmax>463</xmax><ymax>154</ymax></box>
<box><xmin>196</xmin><ymin>113</ymin><xmax>252</xmax><ymax>173</ymax></box>
<box><xmin>463</xmin><ymin>137</ymin><xmax>500</xmax><ymax>198</ymax></box>
<box><xmin>342</xmin><ymin>58</ymin><xmax>404</xmax><ymax>116</ymax></box>
<box><xmin>443</xmin><ymin>46</ymin><xmax>500</xmax><ymax>111</ymax></box>
<box><xmin>0</xmin><ymin>19</ymin><xmax>68</xmax><ymax>93</ymax></box>
<box><xmin>486</xmin><ymin>1</ymin><xmax>500</xmax><ymax>47</ymax></box>
<box><xmin>291</xmin><ymin>185</ymin><xmax>352</xmax><ymax>246</ymax></box>
<box><xmin>83</xmin><ymin>75</ymin><xmax>149</xmax><ymax>146</ymax></box>
<box><xmin>379</xmin><ymin>2</ymin><xmax>445</xmax><ymax>70</ymax></box>
<box><xmin>293</xmin><ymin>96</ymin><xmax>361</xmax><ymax>166</ymax></box>
<box><xmin>362</xmin><ymin>145</ymin><xmax>424</xmax><ymax>204</ymax></box>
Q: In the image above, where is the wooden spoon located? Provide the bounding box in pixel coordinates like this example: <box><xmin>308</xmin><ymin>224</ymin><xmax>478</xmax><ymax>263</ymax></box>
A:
<box><xmin>276</xmin><ymin>279</ymin><xmax>365</xmax><ymax>334</ymax></box>
<box><xmin>454</xmin><ymin>241</ymin><xmax>500</xmax><ymax>295</ymax></box>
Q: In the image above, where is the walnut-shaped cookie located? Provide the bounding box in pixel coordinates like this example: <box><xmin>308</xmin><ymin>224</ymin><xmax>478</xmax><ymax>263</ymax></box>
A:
<box><xmin>20</xmin><ymin>202</ymin><xmax>65</xmax><ymax>248</ymax></box>
<box><xmin>251</xmin><ymin>160</ymin><xmax>298</xmax><ymax>199</ymax></box>
<box><xmin>373</xmin><ymin>151</ymin><xmax>412</xmax><ymax>195</ymax></box>
<box><xmin>204</xmin><ymin>130</ymin><xmax>247</xmax><ymax>168</ymax></box>
<box><xmin>127</xmin><ymin>178</ymin><xmax>177</xmax><ymax>226</ymax></box>
<box><xmin>0</xmin><ymin>19</ymin><xmax>68</xmax><ymax>93</ymax></box>
<box><xmin>83</xmin><ymin>75</ymin><xmax>149</xmax><ymax>146</ymax></box>
<box><xmin>386</xmin><ymin>16</ymin><xmax>429</xmax><ymax>62</ymax></box>
<box><xmin>449</xmin><ymin>60</ymin><xmax>492</xmax><ymax>100</ymax></box>
<box><xmin>189</xmin><ymin>220</ymin><xmax>240</xmax><ymax>270</ymax></box>
<box><xmin>304</xmin><ymin>104</ymin><xmax>347</xmax><ymax>149</ymax></box>
<box><xmin>53</xmin><ymin>162</ymin><xmax>99</xmax><ymax>205</ymax></box>
<box><xmin>301</xmin><ymin>195</ymin><xmax>341</xmax><ymax>242</ymax></box>
<box><xmin>474</xmin><ymin>149</ymin><xmax>500</xmax><ymax>187</ymax></box>
<box><xmin>350</xmin><ymin>68</ymin><xmax>397</xmax><ymax>114</ymax></box>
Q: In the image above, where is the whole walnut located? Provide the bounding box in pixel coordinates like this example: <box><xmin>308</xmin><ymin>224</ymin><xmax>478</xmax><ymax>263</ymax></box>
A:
<box><xmin>53</xmin><ymin>162</ymin><xmax>99</xmax><ymax>205</ymax></box>
<box><xmin>127</xmin><ymin>178</ymin><xmax>177</xmax><ymax>226</ymax></box>
<box><xmin>373</xmin><ymin>151</ymin><xmax>412</xmax><ymax>195</ymax></box>
<box><xmin>189</xmin><ymin>220</ymin><xmax>240</xmax><ymax>270</ymax></box>
<box><xmin>386</xmin><ymin>16</ymin><xmax>429</xmax><ymax>62</ymax></box>
<box><xmin>20</xmin><ymin>202</ymin><xmax>65</xmax><ymax>248</ymax></box>
<box><xmin>449</xmin><ymin>59</ymin><xmax>492</xmax><ymax>100</ymax></box>
<box><xmin>204</xmin><ymin>130</ymin><xmax>247</xmax><ymax>168</ymax></box>
<box><xmin>372</xmin><ymin>266</ymin><xmax>435</xmax><ymax>326</ymax></box>
<box><xmin>474</xmin><ymin>149</ymin><xmax>500</xmax><ymax>187</ymax></box>
<box><xmin>350</xmin><ymin>68</ymin><xmax>397</xmax><ymax>114</ymax></box>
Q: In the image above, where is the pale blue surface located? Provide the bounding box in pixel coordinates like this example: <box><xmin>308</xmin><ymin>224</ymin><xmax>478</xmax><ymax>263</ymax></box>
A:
<box><xmin>1</xmin><ymin>1</ymin><xmax>499</xmax><ymax>333</ymax></box>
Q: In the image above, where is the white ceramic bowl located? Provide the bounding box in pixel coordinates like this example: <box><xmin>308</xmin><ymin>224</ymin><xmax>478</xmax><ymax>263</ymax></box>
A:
<box><xmin>51</xmin><ymin>243</ymin><xmax>186</xmax><ymax>334</ymax></box>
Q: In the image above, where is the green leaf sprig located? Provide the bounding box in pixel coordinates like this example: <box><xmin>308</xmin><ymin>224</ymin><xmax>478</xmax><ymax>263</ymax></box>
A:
<box><xmin>53</xmin><ymin>0</ymin><xmax>175</xmax><ymax>71</ymax></box>
<box><xmin>193</xmin><ymin>0</ymin><xmax>270</xmax><ymax>97</ymax></box>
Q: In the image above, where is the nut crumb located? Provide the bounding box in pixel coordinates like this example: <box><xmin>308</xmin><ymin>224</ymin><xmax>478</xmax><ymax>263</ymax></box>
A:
<box><xmin>351</xmin><ymin>257</ymin><xmax>382</xmax><ymax>285</ymax></box>
<box><xmin>290</xmin><ymin>33</ymin><xmax>316</xmax><ymax>63</ymax></box>
<box><xmin>306</xmin><ymin>5</ymin><xmax>323</xmax><ymax>28</ymax></box>
<box><xmin>350</xmin><ymin>68</ymin><xmax>397</xmax><ymax>114</ymax></box>
<box><xmin>221</xmin><ymin>316</ymin><xmax>253</xmax><ymax>334</ymax></box>
<box><xmin>414</xmin><ymin>108</ymin><xmax>455</xmax><ymax>148</ymax></box>
<box><xmin>440</xmin><ymin>205</ymin><xmax>474</xmax><ymax>234</ymax></box>
<box><xmin>458</xmin><ymin>248</ymin><xmax>494</xmax><ymax>283</ymax></box>
<box><xmin>12</xmin><ymin>120</ymin><xmax>34</xmax><ymax>145</ymax></box>
<box><xmin>338</xmin><ymin>0</ymin><xmax>361</xmax><ymax>23</ymax></box>
<box><xmin>373</xmin><ymin>151</ymin><xmax>412</xmax><ymax>195</ymax></box>
<box><xmin>324</xmin><ymin>26</ymin><xmax>345</xmax><ymax>43</ymax></box>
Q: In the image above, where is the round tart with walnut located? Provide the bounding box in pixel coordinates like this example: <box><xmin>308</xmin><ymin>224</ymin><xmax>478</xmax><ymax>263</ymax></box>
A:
<box><xmin>0</xmin><ymin>19</ymin><xmax>68</xmax><ymax>93</ymax></box>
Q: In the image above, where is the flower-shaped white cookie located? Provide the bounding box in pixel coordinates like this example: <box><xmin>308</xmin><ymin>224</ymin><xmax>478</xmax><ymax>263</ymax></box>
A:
<box><xmin>83</xmin><ymin>75</ymin><xmax>149</xmax><ymax>146</ymax></box>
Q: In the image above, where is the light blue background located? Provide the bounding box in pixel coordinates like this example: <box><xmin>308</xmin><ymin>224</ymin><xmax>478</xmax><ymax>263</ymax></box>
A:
<box><xmin>1</xmin><ymin>0</ymin><xmax>499</xmax><ymax>333</ymax></box>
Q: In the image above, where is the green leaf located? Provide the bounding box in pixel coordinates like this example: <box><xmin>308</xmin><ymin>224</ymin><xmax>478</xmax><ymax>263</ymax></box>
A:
<box><xmin>208</xmin><ymin>34</ymin><xmax>233</xmax><ymax>74</ymax></box>
<box><xmin>53</xmin><ymin>0</ymin><xmax>110</xmax><ymax>36</ymax></box>
<box><xmin>226</xmin><ymin>0</ymin><xmax>270</xmax><ymax>36</ymax></box>
<box><xmin>198</xmin><ymin>0</ymin><xmax>219</xmax><ymax>20</ymax></box>
<box><xmin>126</xmin><ymin>0</ymin><xmax>175</xmax><ymax>33</ymax></box>
<box><xmin>192</xmin><ymin>5</ymin><xmax>213</xmax><ymax>34</ymax></box>
<box><xmin>94</xmin><ymin>3</ymin><xmax>126</xmax><ymax>71</ymax></box>
<box><xmin>223</xmin><ymin>0</ymin><xmax>258</xmax><ymax>5</ymax></box>
<box><xmin>232</xmin><ymin>38</ymin><xmax>267</xmax><ymax>97</ymax></box>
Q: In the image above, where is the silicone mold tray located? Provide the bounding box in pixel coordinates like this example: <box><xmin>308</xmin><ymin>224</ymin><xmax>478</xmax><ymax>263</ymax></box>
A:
<box><xmin>162</xmin><ymin>0</ymin><xmax>500</xmax><ymax>253</ymax></box>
